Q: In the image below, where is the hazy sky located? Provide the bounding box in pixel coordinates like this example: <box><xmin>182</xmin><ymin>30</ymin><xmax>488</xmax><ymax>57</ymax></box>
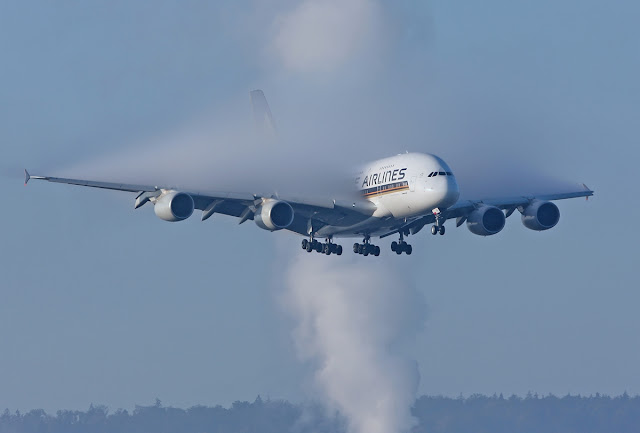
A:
<box><xmin>1</xmin><ymin>0</ymin><xmax>639</xmax><ymax>413</ymax></box>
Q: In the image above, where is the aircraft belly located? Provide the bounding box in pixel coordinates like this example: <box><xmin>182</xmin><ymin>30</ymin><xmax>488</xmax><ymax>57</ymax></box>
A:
<box><xmin>316</xmin><ymin>217</ymin><xmax>398</xmax><ymax>238</ymax></box>
<box><xmin>376</xmin><ymin>190</ymin><xmax>432</xmax><ymax>219</ymax></box>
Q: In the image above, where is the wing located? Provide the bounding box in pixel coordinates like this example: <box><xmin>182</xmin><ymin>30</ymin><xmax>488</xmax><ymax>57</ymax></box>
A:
<box><xmin>379</xmin><ymin>184</ymin><xmax>594</xmax><ymax>238</ymax></box>
<box><xmin>24</xmin><ymin>170</ymin><xmax>375</xmax><ymax>235</ymax></box>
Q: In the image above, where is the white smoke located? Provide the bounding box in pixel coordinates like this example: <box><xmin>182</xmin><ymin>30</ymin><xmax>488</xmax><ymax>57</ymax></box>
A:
<box><xmin>271</xmin><ymin>0</ymin><xmax>383</xmax><ymax>73</ymax></box>
<box><xmin>282</xmin><ymin>254</ymin><xmax>426</xmax><ymax>433</ymax></box>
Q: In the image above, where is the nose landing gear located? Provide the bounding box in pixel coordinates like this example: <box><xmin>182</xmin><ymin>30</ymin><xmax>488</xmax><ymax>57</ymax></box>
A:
<box><xmin>431</xmin><ymin>225</ymin><xmax>445</xmax><ymax>235</ymax></box>
<box><xmin>431</xmin><ymin>208</ymin><xmax>446</xmax><ymax>235</ymax></box>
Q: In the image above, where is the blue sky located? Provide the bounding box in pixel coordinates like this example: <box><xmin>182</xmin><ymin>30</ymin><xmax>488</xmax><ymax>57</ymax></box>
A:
<box><xmin>1</xmin><ymin>0</ymin><xmax>639</xmax><ymax>413</ymax></box>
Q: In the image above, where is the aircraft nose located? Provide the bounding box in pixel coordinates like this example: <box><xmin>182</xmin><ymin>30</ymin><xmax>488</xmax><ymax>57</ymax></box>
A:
<box><xmin>442</xmin><ymin>175</ymin><xmax>460</xmax><ymax>207</ymax></box>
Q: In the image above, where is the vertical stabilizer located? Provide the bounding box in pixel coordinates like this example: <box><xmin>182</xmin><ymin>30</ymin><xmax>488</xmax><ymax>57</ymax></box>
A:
<box><xmin>250</xmin><ymin>89</ymin><xmax>277</xmax><ymax>137</ymax></box>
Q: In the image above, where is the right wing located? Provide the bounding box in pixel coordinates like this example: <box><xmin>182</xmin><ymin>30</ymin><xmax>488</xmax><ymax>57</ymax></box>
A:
<box><xmin>24</xmin><ymin>170</ymin><xmax>376</xmax><ymax>235</ymax></box>
<box><xmin>379</xmin><ymin>183</ymin><xmax>594</xmax><ymax>238</ymax></box>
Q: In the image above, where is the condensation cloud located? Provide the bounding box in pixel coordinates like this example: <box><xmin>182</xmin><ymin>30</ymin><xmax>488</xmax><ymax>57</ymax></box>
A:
<box><xmin>271</xmin><ymin>0</ymin><xmax>382</xmax><ymax>73</ymax></box>
<box><xmin>283</xmin><ymin>254</ymin><xmax>426</xmax><ymax>433</ymax></box>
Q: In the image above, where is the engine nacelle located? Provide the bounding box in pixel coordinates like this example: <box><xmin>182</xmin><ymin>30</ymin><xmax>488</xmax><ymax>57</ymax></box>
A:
<box><xmin>154</xmin><ymin>191</ymin><xmax>194</xmax><ymax>222</ymax></box>
<box><xmin>466</xmin><ymin>205</ymin><xmax>506</xmax><ymax>236</ymax></box>
<box><xmin>254</xmin><ymin>199</ymin><xmax>294</xmax><ymax>231</ymax></box>
<box><xmin>521</xmin><ymin>200</ymin><xmax>560</xmax><ymax>231</ymax></box>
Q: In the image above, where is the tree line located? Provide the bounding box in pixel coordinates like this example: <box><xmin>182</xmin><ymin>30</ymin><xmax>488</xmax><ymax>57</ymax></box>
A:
<box><xmin>0</xmin><ymin>393</ymin><xmax>638</xmax><ymax>433</ymax></box>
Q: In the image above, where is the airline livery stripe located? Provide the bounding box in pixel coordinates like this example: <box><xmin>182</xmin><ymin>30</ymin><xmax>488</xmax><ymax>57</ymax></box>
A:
<box><xmin>362</xmin><ymin>185</ymin><xmax>410</xmax><ymax>197</ymax></box>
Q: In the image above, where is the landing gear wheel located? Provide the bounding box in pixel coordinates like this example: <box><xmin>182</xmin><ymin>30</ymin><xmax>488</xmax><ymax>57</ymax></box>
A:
<box><xmin>431</xmin><ymin>225</ymin><xmax>438</xmax><ymax>235</ymax></box>
<box><xmin>391</xmin><ymin>241</ymin><xmax>398</xmax><ymax>252</ymax></box>
<box><xmin>439</xmin><ymin>226</ymin><xmax>445</xmax><ymax>235</ymax></box>
<box><xmin>336</xmin><ymin>245</ymin><xmax>343</xmax><ymax>255</ymax></box>
<box><xmin>324</xmin><ymin>244</ymin><xmax>331</xmax><ymax>255</ymax></box>
<box><xmin>353</xmin><ymin>243</ymin><xmax>360</xmax><ymax>254</ymax></box>
<box><xmin>302</xmin><ymin>239</ymin><xmax>309</xmax><ymax>249</ymax></box>
<box><xmin>374</xmin><ymin>246</ymin><xmax>381</xmax><ymax>256</ymax></box>
<box><xmin>315</xmin><ymin>242</ymin><xmax>323</xmax><ymax>253</ymax></box>
<box><xmin>406</xmin><ymin>244</ymin><xmax>413</xmax><ymax>255</ymax></box>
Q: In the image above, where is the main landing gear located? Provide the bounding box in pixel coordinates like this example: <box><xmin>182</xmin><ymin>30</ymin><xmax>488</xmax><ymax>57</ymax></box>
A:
<box><xmin>391</xmin><ymin>232</ymin><xmax>412</xmax><ymax>255</ymax></box>
<box><xmin>302</xmin><ymin>238</ymin><xmax>342</xmax><ymax>256</ymax></box>
<box><xmin>353</xmin><ymin>236</ymin><xmax>380</xmax><ymax>257</ymax></box>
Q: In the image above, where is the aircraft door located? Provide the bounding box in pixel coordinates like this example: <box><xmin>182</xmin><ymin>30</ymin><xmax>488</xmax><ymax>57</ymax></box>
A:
<box><xmin>409</xmin><ymin>176</ymin><xmax>417</xmax><ymax>192</ymax></box>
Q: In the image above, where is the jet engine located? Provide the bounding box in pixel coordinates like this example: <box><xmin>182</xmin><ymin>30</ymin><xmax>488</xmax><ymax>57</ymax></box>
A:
<box><xmin>254</xmin><ymin>199</ymin><xmax>295</xmax><ymax>231</ymax></box>
<box><xmin>521</xmin><ymin>200</ymin><xmax>560</xmax><ymax>231</ymax></box>
<box><xmin>154</xmin><ymin>191</ymin><xmax>194</xmax><ymax>222</ymax></box>
<box><xmin>466</xmin><ymin>205</ymin><xmax>506</xmax><ymax>236</ymax></box>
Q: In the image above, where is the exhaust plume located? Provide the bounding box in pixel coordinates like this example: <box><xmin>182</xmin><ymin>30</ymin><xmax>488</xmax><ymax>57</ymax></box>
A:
<box><xmin>283</xmin><ymin>254</ymin><xmax>426</xmax><ymax>433</ymax></box>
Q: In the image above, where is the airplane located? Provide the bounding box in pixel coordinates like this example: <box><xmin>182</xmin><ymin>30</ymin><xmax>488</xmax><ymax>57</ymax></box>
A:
<box><xmin>25</xmin><ymin>90</ymin><xmax>593</xmax><ymax>257</ymax></box>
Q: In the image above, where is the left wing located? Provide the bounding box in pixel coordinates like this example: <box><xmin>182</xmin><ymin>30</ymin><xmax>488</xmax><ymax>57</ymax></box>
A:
<box><xmin>380</xmin><ymin>184</ymin><xmax>594</xmax><ymax>238</ymax></box>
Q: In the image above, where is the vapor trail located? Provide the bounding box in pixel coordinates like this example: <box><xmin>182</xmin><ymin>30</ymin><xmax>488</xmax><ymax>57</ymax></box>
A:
<box><xmin>283</xmin><ymin>254</ymin><xmax>426</xmax><ymax>433</ymax></box>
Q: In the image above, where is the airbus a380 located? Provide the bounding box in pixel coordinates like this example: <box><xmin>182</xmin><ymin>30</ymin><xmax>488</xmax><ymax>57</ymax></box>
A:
<box><xmin>25</xmin><ymin>91</ymin><xmax>593</xmax><ymax>257</ymax></box>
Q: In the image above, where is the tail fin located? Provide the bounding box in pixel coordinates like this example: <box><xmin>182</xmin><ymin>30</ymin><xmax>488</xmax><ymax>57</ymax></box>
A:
<box><xmin>250</xmin><ymin>89</ymin><xmax>277</xmax><ymax>137</ymax></box>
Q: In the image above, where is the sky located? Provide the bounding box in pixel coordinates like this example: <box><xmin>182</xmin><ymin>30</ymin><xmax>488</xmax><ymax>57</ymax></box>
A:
<box><xmin>1</xmin><ymin>0</ymin><xmax>639</xmax><ymax>414</ymax></box>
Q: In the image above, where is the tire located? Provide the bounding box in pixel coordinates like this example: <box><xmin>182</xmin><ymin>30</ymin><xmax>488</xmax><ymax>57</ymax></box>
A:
<box><xmin>439</xmin><ymin>226</ymin><xmax>445</xmax><ymax>235</ymax></box>
<box><xmin>396</xmin><ymin>248</ymin><xmax>402</xmax><ymax>255</ymax></box>
<box><xmin>431</xmin><ymin>226</ymin><xmax>438</xmax><ymax>235</ymax></box>
<box><xmin>336</xmin><ymin>245</ymin><xmax>343</xmax><ymax>255</ymax></box>
<box><xmin>358</xmin><ymin>244</ymin><xmax>364</xmax><ymax>254</ymax></box>
<box><xmin>391</xmin><ymin>241</ymin><xmax>397</xmax><ymax>252</ymax></box>
<box><xmin>406</xmin><ymin>244</ymin><xmax>413</xmax><ymax>255</ymax></box>
<box><xmin>315</xmin><ymin>243</ymin><xmax>323</xmax><ymax>253</ymax></box>
<box><xmin>324</xmin><ymin>244</ymin><xmax>331</xmax><ymax>255</ymax></box>
<box><xmin>306</xmin><ymin>242</ymin><xmax>313</xmax><ymax>252</ymax></box>
<box><xmin>302</xmin><ymin>239</ymin><xmax>308</xmax><ymax>249</ymax></box>
<box><xmin>374</xmin><ymin>246</ymin><xmax>380</xmax><ymax>256</ymax></box>
<box><xmin>353</xmin><ymin>243</ymin><xmax>360</xmax><ymax>253</ymax></box>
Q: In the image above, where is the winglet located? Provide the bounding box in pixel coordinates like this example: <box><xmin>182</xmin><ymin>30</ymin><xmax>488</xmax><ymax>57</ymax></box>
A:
<box><xmin>582</xmin><ymin>183</ymin><xmax>593</xmax><ymax>200</ymax></box>
<box><xmin>24</xmin><ymin>170</ymin><xmax>47</xmax><ymax>185</ymax></box>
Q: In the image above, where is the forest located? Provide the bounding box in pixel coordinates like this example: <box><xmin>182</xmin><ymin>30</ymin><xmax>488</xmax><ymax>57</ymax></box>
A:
<box><xmin>0</xmin><ymin>393</ymin><xmax>638</xmax><ymax>433</ymax></box>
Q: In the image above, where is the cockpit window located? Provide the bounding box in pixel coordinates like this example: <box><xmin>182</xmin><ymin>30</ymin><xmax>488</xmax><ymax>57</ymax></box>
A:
<box><xmin>438</xmin><ymin>171</ymin><xmax>446</xmax><ymax>176</ymax></box>
<box><xmin>428</xmin><ymin>172</ymin><xmax>434</xmax><ymax>177</ymax></box>
<box><xmin>446</xmin><ymin>171</ymin><xmax>452</xmax><ymax>176</ymax></box>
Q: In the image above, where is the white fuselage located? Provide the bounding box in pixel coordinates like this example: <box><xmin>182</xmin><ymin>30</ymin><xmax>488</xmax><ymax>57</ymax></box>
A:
<box><xmin>318</xmin><ymin>153</ymin><xmax>460</xmax><ymax>238</ymax></box>
<box><xmin>358</xmin><ymin>152</ymin><xmax>460</xmax><ymax>218</ymax></box>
